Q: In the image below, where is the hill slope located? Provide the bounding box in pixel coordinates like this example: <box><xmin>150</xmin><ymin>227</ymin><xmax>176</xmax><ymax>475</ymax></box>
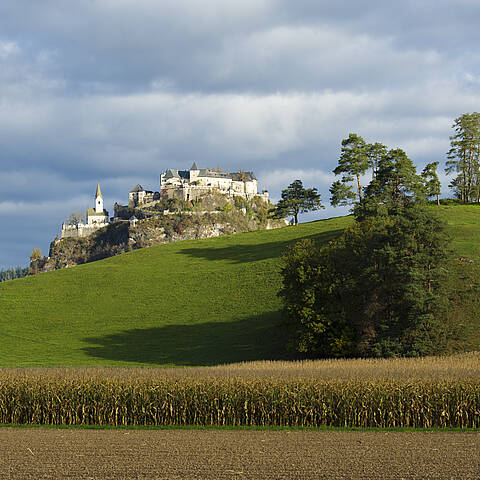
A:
<box><xmin>1</xmin><ymin>205</ymin><xmax>479</xmax><ymax>367</ymax></box>
<box><xmin>0</xmin><ymin>216</ymin><xmax>351</xmax><ymax>366</ymax></box>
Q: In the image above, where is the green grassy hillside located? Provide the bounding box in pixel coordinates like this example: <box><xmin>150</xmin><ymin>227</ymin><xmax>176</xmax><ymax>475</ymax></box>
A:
<box><xmin>0</xmin><ymin>216</ymin><xmax>351</xmax><ymax>366</ymax></box>
<box><xmin>0</xmin><ymin>205</ymin><xmax>479</xmax><ymax>367</ymax></box>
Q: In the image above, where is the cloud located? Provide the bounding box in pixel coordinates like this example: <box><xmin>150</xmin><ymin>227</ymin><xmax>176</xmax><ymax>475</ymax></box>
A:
<box><xmin>0</xmin><ymin>1</ymin><xmax>479</xmax><ymax>267</ymax></box>
<box><xmin>258</xmin><ymin>168</ymin><xmax>334</xmax><ymax>199</ymax></box>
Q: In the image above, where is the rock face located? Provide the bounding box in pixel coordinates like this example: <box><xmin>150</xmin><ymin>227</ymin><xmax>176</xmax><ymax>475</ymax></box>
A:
<box><xmin>31</xmin><ymin>202</ymin><xmax>284</xmax><ymax>273</ymax></box>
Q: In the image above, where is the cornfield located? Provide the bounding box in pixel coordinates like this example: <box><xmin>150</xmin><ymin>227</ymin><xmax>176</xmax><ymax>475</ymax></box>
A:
<box><xmin>1</xmin><ymin>355</ymin><xmax>479</xmax><ymax>428</ymax></box>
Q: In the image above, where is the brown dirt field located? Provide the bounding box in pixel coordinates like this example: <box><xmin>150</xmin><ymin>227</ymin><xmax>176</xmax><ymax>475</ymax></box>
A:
<box><xmin>0</xmin><ymin>428</ymin><xmax>478</xmax><ymax>480</ymax></box>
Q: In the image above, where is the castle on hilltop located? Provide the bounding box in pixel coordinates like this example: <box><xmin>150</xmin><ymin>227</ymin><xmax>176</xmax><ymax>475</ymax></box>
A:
<box><xmin>127</xmin><ymin>164</ymin><xmax>268</xmax><ymax>208</ymax></box>
<box><xmin>158</xmin><ymin>163</ymin><xmax>268</xmax><ymax>203</ymax></box>
<box><xmin>60</xmin><ymin>165</ymin><xmax>269</xmax><ymax>239</ymax></box>
<box><xmin>61</xmin><ymin>184</ymin><xmax>109</xmax><ymax>239</ymax></box>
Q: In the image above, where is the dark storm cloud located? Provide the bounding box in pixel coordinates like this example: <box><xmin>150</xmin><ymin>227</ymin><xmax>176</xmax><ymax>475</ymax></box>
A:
<box><xmin>0</xmin><ymin>0</ymin><xmax>479</xmax><ymax>268</ymax></box>
<box><xmin>1</xmin><ymin>1</ymin><xmax>479</xmax><ymax>94</ymax></box>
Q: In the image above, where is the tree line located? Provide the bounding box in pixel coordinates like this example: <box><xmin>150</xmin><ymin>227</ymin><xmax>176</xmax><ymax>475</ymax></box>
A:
<box><xmin>0</xmin><ymin>266</ymin><xmax>28</xmax><ymax>283</ymax></box>
<box><xmin>272</xmin><ymin>112</ymin><xmax>480</xmax><ymax>223</ymax></box>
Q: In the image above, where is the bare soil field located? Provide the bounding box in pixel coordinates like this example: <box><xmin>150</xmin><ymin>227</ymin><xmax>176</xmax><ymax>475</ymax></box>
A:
<box><xmin>0</xmin><ymin>428</ymin><xmax>478</xmax><ymax>479</ymax></box>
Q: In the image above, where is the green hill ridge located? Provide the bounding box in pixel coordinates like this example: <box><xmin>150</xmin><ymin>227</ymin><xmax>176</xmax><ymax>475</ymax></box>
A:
<box><xmin>0</xmin><ymin>205</ymin><xmax>479</xmax><ymax>367</ymax></box>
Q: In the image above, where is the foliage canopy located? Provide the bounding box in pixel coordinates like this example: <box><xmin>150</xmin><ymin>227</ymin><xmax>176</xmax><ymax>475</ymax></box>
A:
<box><xmin>280</xmin><ymin>135</ymin><xmax>453</xmax><ymax>358</ymax></box>
<box><xmin>271</xmin><ymin>180</ymin><xmax>324</xmax><ymax>225</ymax></box>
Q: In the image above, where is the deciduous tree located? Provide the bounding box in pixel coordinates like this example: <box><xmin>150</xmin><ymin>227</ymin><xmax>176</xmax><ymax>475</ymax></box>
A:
<box><xmin>67</xmin><ymin>211</ymin><xmax>85</xmax><ymax>226</ymax></box>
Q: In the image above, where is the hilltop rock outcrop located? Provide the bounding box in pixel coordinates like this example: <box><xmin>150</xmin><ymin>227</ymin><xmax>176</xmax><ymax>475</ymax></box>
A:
<box><xmin>31</xmin><ymin>195</ymin><xmax>284</xmax><ymax>273</ymax></box>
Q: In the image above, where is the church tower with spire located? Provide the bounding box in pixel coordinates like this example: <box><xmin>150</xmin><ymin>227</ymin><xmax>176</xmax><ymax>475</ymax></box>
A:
<box><xmin>87</xmin><ymin>183</ymin><xmax>109</xmax><ymax>225</ymax></box>
<box><xmin>95</xmin><ymin>183</ymin><xmax>104</xmax><ymax>213</ymax></box>
<box><xmin>61</xmin><ymin>183</ymin><xmax>109</xmax><ymax>238</ymax></box>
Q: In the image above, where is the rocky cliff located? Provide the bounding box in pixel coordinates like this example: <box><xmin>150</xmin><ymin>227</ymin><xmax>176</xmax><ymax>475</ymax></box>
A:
<box><xmin>31</xmin><ymin>196</ymin><xmax>284</xmax><ymax>273</ymax></box>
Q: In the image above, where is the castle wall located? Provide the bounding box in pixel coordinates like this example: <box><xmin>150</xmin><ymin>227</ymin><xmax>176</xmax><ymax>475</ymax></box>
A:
<box><xmin>87</xmin><ymin>217</ymin><xmax>108</xmax><ymax>225</ymax></box>
<box><xmin>61</xmin><ymin>223</ymin><xmax>108</xmax><ymax>239</ymax></box>
<box><xmin>245</xmin><ymin>180</ymin><xmax>257</xmax><ymax>194</ymax></box>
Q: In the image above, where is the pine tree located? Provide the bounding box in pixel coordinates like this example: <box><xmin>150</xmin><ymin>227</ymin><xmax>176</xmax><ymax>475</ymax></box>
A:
<box><xmin>330</xmin><ymin>133</ymin><xmax>369</xmax><ymax>206</ymax></box>
<box><xmin>0</xmin><ymin>267</ymin><xmax>28</xmax><ymax>282</ymax></box>
<box><xmin>446</xmin><ymin>113</ymin><xmax>480</xmax><ymax>203</ymax></box>
<box><xmin>366</xmin><ymin>142</ymin><xmax>388</xmax><ymax>180</ymax></box>
<box><xmin>422</xmin><ymin>162</ymin><xmax>441</xmax><ymax>205</ymax></box>
<box><xmin>355</xmin><ymin>148</ymin><xmax>424</xmax><ymax>220</ymax></box>
<box><xmin>272</xmin><ymin>180</ymin><xmax>324</xmax><ymax>225</ymax></box>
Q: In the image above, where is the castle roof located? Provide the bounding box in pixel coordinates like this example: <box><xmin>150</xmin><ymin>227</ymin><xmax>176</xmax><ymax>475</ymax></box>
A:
<box><xmin>130</xmin><ymin>184</ymin><xmax>144</xmax><ymax>193</ymax></box>
<box><xmin>197</xmin><ymin>168</ymin><xmax>231</xmax><ymax>179</ymax></box>
<box><xmin>95</xmin><ymin>183</ymin><xmax>103</xmax><ymax>199</ymax></box>
<box><xmin>162</xmin><ymin>167</ymin><xmax>257</xmax><ymax>182</ymax></box>
<box><xmin>164</xmin><ymin>169</ymin><xmax>179</xmax><ymax>180</ymax></box>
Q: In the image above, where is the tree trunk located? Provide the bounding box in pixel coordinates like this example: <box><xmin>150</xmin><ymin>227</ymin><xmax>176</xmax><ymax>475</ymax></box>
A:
<box><xmin>437</xmin><ymin>194</ymin><xmax>440</xmax><ymax>206</ymax></box>
<box><xmin>356</xmin><ymin>174</ymin><xmax>362</xmax><ymax>200</ymax></box>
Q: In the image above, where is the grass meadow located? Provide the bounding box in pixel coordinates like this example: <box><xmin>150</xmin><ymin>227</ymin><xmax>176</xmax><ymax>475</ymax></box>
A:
<box><xmin>0</xmin><ymin>215</ymin><xmax>350</xmax><ymax>366</ymax></box>
<box><xmin>0</xmin><ymin>204</ymin><xmax>479</xmax><ymax>367</ymax></box>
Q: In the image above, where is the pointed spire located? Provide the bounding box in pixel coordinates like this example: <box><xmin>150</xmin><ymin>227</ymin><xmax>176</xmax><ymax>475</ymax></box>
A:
<box><xmin>191</xmin><ymin>162</ymin><xmax>198</xmax><ymax>170</ymax></box>
<box><xmin>95</xmin><ymin>183</ymin><xmax>103</xmax><ymax>199</ymax></box>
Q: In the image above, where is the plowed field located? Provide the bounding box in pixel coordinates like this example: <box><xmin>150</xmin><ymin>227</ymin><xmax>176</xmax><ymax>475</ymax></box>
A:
<box><xmin>0</xmin><ymin>428</ymin><xmax>478</xmax><ymax>479</ymax></box>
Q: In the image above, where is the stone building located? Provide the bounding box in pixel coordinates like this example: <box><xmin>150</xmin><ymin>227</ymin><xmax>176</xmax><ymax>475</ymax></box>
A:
<box><xmin>128</xmin><ymin>184</ymin><xmax>160</xmax><ymax>208</ymax></box>
<box><xmin>160</xmin><ymin>163</ymin><xmax>269</xmax><ymax>202</ymax></box>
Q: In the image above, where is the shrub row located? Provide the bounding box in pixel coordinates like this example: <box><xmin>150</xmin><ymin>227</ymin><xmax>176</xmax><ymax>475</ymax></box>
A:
<box><xmin>1</xmin><ymin>377</ymin><xmax>479</xmax><ymax>428</ymax></box>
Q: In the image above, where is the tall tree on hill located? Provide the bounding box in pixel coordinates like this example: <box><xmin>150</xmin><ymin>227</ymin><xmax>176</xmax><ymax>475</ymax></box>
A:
<box><xmin>272</xmin><ymin>180</ymin><xmax>324</xmax><ymax>225</ymax></box>
<box><xmin>330</xmin><ymin>134</ymin><xmax>369</xmax><ymax>206</ymax></box>
<box><xmin>280</xmin><ymin>203</ymin><xmax>451</xmax><ymax>358</ymax></box>
<box><xmin>366</xmin><ymin>142</ymin><xmax>388</xmax><ymax>180</ymax></box>
<box><xmin>356</xmin><ymin>148</ymin><xmax>425</xmax><ymax>219</ymax></box>
<box><xmin>446</xmin><ymin>112</ymin><xmax>480</xmax><ymax>203</ymax></box>
<box><xmin>422</xmin><ymin>162</ymin><xmax>441</xmax><ymax>205</ymax></box>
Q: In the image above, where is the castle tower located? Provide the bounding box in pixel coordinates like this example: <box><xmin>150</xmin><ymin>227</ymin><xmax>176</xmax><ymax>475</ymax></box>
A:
<box><xmin>95</xmin><ymin>183</ymin><xmax>104</xmax><ymax>213</ymax></box>
<box><xmin>190</xmin><ymin>162</ymin><xmax>199</xmax><ymax>181</ymax></box>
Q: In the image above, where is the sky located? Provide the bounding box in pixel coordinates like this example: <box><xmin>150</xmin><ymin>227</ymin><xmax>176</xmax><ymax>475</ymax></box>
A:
<box><xmin>1</xmin><ymin>0</ymin><xmax>479</xmax><ymax>269</ymax></box>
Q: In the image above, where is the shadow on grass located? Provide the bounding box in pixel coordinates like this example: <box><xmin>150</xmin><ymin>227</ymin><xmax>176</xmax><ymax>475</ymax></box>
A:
<box><xmin>177</xmin><ymin>229</ymin><xmax>344</xmax><ymax>264</ymax></box>
<box><xmin>82</xmin><ymin>312</ymin><xmax>292</xmax><ymax>366</ymax></box>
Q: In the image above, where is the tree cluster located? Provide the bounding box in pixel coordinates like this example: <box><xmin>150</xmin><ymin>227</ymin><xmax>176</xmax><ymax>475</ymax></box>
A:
<box><xmin>0</xmin><ymin>266</ymin><xmax>28</xmax><ymax>283</ymax></box>
<box><xmin>279</xmin><ymin>135</ymin><xmax>452</xmax><ymax>358</ymax></box>
<box><xmin>330</xmin><ymin>133</ymin><xmax>441</xmax><ymax>208</ymax></box>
